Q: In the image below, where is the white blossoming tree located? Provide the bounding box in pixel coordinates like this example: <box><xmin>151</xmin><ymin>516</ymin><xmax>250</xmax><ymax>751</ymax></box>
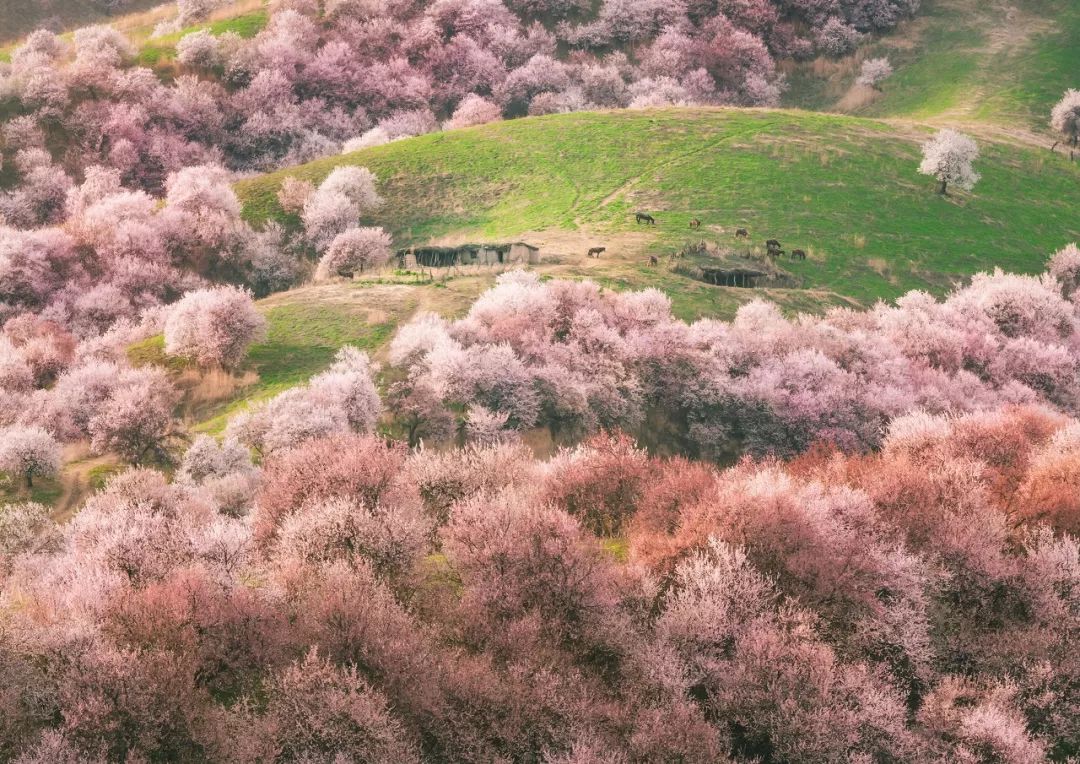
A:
<box><xmin>1050</xmin><ymin>89</ymin><xmax>1080</xmax><ymax>153</ymax></box>
<box><xmin>918</xmin><ymin>128</ymin><xmax>980</xmax><ymax>195</ymax></box>
<box><xmin>856</xmin><ymin>57</ymin><xmax>892</xmax><ymax>90</ymax></box>
<box><xmin>0</xmin><ymin>426</ymin><xmax>61</xmax><ymax>488</ymax></box>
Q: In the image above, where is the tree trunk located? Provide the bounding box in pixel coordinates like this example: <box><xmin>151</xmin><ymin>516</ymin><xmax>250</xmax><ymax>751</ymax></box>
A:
<box><xmin>25</xmin><ymin>471</ymin><xmax>33</xmax><ymax>489</ymax></box>
<box><xmin>938</xmin><ymin>178</ymin><xmax>948</xmax><ymax>195</ymax></box>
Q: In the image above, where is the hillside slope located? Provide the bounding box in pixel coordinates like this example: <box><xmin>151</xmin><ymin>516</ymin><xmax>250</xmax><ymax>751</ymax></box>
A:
<box><xmin>785</xmin><ymin>0</ymin><xmax>1079</xmax><ymax>131</ymax></box>
<box><xmin>167</xmin><ymin>106</ymin><xmax>1080</xmax><ymax>440</ymax></box>
<box><xmin>240</xmin><ymin>108</ymin><xmax>1080</xmax><ymax>308</ymax></box>
<box><xmin>0</xmin><ymin>0</ymin><xmax>163</xmax><ymax>44</ymax></box>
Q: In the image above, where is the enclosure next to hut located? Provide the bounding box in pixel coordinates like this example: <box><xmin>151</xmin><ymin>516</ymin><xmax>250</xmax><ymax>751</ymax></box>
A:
<box><xmin>398</xmin><ymin>242</ymin><xmax>541</xmax><ymax>268</ymax></box>
<box><xmin>700</xmin><ymin>266</ymin><xmax>768</xmax><ymax>287</ymax></box>
<box><xmin>670</xmin><ymin>241</ymin><xmax>800</xmax><ymax>290</ymax></box>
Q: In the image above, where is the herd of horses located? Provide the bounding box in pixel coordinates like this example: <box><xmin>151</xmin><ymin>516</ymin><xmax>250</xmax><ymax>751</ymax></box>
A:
<box><xmin>586</xmin><ymin>213</ymin><xmax>808</xmax><ymax>264</ymax></box>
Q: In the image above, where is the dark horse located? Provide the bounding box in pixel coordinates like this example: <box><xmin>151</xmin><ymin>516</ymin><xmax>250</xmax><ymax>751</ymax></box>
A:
<box><xmin>734</xmin><ymin>228</ymin><xmax>749</xmax><ymax>238</ymax></box>
<box><xmin>649</xmin><ymin>255</ymin><xmax>658</xmax><ymax>266</ymax></box>
<box><xmin>635</xmin><ymin>212</ymin><xmax>656</xmax><ymax>225</ymax></box>
<box><xmin>765</xmin><ymin>239</ymin><xmax>781</xmax><ymax>250</ymax></box>
<box><xmin>587</xmin><ymin>246</ymin><xmax>606</xmax><ymax>258</ymax></box>
<box><xmin>791</xmin><ymin>249</ymin><xmax>807</xmax><ymax>260</ymax></box>
<box><xmin>689</xmin><ymin>218</ymin><xmax>701</xmax><ymax>229</ymax></box>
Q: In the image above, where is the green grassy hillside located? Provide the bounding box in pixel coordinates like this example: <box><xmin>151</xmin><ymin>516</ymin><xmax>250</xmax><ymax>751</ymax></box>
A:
<box><xmin>189</xmin><ymin>106</ymin><xmax>1080</xmax><ymax>441</ymax></box>
<box><xmin>785</xmin><ymin>0</ymin><xmax>1080</xmax><ymax>130</ymax></box>
<box><xmin>239</xmin><ymin>108</ymin><xmax>1080</xmax><ymax>308</ymax></box>
<box><xmin>0</xmin><ymin>0</ymin><xmax>163</xmax><ymax>44</ymax></box>
<box><xmin>135</xmin><ymin>7</ymin><xmax>266</xmax><ymax>69</ymax></box>
<box><xmin>1</xmin><ymin>0</ymin><xmax>267</xmax><ymax>64</ymax></box>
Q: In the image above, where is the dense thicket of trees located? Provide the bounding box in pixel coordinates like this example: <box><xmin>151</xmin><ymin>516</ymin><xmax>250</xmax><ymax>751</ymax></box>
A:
<box><xmin>4</xmin><ymin>250</ymin><xmax>1077</xmax><ymax>760</ymax></box>
<box><xmin>0</xmin><ymin>402</ymin><xmax>1076</xmax><ymax>761</ymax></box>
<box><xmin>3</xmin><ymin>3</ymin><xmax>1080</xmax><ymax>758</ymax></box>
<box><xmin>388</xmin><ymin>249</ymin><xmax>1080</xmax><ymax>457</ymax></box>
<box><xmin>0</xmin><ymin>0</ymin><xmax>920</xmax><ymax>196</ymax></box>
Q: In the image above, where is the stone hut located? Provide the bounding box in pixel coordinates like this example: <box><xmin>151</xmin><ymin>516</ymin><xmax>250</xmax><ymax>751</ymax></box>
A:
<box><xmin>510</xmin><ymin>242</ymin><xmax>540</xmax><ymax>264</ymax></box>
<box><xmin>397</xmin><ymin>242</ymin><xmax>541</xmax><ymax>268</ymax></box>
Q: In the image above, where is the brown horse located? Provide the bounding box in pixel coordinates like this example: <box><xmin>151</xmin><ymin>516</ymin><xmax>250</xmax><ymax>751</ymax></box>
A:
<box><xmin>791</xmin><ymin>249</ymin><xmax>806</xmax><ymax>260</ymax></box>
<box><xmin>735</xmin><ymin>228</ymin><xmax>749</xmax><ymax>238</ymax></box>
<box><xmin>587</xmin><ymin>246</ymin><xmax>606</xmax><ymax>258</ymax></box>
<box><xmin>689</xmin><ymin>218</ymin><xmax>701</xmax><ymax>229</ymax></box>
<box><xmin>765</xmin><ymin>239</ymin><xmax>781</xmax><ymax>250</ymax></box>
<box><xmin>649</xmin><ymin>255</ymin><xmax>658</xmax><ymax>266</ymax></box>
<box><xmin>635</xmin><ymin>212</ymin><xmax>656</xmax><ymax>225</ymax></box>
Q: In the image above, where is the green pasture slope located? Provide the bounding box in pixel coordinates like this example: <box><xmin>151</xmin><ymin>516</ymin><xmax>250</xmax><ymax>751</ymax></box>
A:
<box><xmin>238</xmin><ymin>108</ymin><xmax>1080</xmax><ymax>307</ymax></box>
<box><xmin>0</xmin><ymin>0</ymin><xmax>161</xmax><ymax>44</ymax></box>
<box><xmin>136</xmin><ymin>9</ymin><xmax>268</xmax><ymax>68</ymax></box>
<box><xmin>786</xmin><ymin>0</ymin><xmax>1080</xmax><ymax>130</ymax></box>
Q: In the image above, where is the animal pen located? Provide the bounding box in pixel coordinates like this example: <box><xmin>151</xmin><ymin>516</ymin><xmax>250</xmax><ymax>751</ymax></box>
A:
<box><xmin>699</xmin><ymin>266</ymin><xmax>768</xmax><ymax>287</ymax></box>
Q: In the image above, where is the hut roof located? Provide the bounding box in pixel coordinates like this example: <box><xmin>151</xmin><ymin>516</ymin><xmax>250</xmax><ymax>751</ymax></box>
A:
<box><xmin>396</xmin><ymin>242</ymin><xmax>537</xmax><ymax>258</ymax></box>
<box><xmin>701</xmin><ymin>266</ymin><xmax>767</xmax><ymax>278</ymax></box>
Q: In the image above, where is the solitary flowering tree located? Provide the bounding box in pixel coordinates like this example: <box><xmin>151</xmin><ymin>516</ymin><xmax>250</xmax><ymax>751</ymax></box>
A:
<box><xmin>1050</xmin><ymin>89</ymin><xmax>1080</xmax><ymax>151</ymax></box>
<box><xmin>918</xmin><ymin>128</ymin><xmax>980</xmax><ymax>194</ymax></box>
<box><xmin>164</xmin><ymin>286</ymin><xmax>267</xmax><ymax>369</ymax></box>
<box><xmin>276</xmin><ymin>177</ymin><xmax>315</xmax><ymax>214</ymax></box>
<box><xmin>445</xmin><ymin>94</ymin><xmax>503</xmax><ymax>129</ymax></box>
<box><xmin>315</xmin><ymin>227</ymin><xmax>392</xmax><ymax>280</ymax></box>
<box><xmin>1048</xmin><ymin>242</ymin><xmax>1080</xmax><ymax>298</ymax></box>
<box><xmin>0</xmin><ymin>425</ymin><xmax>61</xmax><ymax>488</ymax></box>
<box><xmin>87</xmin><ymin>370</ymin><xmax>178</xmax><ymax>463</ymax></box>
<box><xmin>856</xmin><ymin>57</ymin><xmax>892</xmax><ymax>89</ymax></box>
<box><xmin>176</xmin><ymin>29</ymin><xmax>222</xmax><ymax>69</ymax></box>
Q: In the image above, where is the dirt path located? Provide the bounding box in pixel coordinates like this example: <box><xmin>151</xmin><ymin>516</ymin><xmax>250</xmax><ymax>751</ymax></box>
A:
<box><xmin>596</xmin><ymin>120</ymin><xmax>784</xmax><ymax>210</ymax></box>
<box><xmin>53</xmin><ymin>447</ymin><xmax>118</xmax><ymax>523</ymax></box>
<box><xmin>829</xmin><ymin>0</ymin><xmax>1054</xmax><ymax>124</ymax></box>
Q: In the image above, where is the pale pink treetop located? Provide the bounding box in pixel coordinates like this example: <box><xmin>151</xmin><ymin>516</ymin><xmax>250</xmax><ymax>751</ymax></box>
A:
<box><xmin>163</xmin><ymin>285</ymin><xmax>267</xmax><ymax>368</ymax></box>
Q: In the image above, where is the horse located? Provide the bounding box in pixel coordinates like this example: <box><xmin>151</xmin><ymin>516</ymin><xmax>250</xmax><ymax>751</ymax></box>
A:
<box><xmin>791</xmin><ymin>249</ymin><xmax>806</xmax><ymax>260</ymax></box>
<box><xmin>649</xmin><ymin>255</ymin><xmax>658</xmax><ymax>266</ymax></box>
<box><xmin>770</xmin><ymin>249</ymin><xmax>786</xmax><ymax>258</ymax></box>
<box><xmin>587</xmin><ymin>246</ymin><xmax>606</xmax><ymax>258</ymax></box>
<box><xmin>765</xmin><ymin>239</ymin><xmax>781</xmax><ymax>250</ymax></box>
<box><xmin>635</xmin><ymin>212</ymin><xmax>656</xmax><ymax>225</ymax></box>
<box><xmin>689</xmin><ymin>218</ymin><xmax>701</xmax><ymax>229</ymax></box>
<box><xmin>734</xmin><ymin>228</ymin><xmax>749</xmax><ymax>238</ymax></box>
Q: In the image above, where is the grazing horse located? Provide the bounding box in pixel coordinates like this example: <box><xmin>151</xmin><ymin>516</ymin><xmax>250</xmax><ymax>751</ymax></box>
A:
<box><xmin>791</xmin><ymin>249</ymin><xmax>806</xmax><ymax>260</ymax></box>
<box><xmin>734</xmin><ymin>228</ymin><xmax>749</xmax><ymax>238</ymax></box>
<box><xmin>635</xmin><ymin>212</ymin><xmax>656</xmax><ymax>225</ymax></box>
<box><xmin>649</xmin><ymin>255</ymin><xmax>658</xmax><ymax>266</ymax></box>
<box><xmin>765</xmin><ymin>239</ymin><xmax>781</xmax><ymax>250</ymax></box>
<box><xmin>689</xmin><ymin>218</ymin><xmax>701</xmax><ymax>229</ymax></box>
<box><xmin>587</xmin><ymin>246</ymin><xmax>606</xmax><ymax>258</ymax></box>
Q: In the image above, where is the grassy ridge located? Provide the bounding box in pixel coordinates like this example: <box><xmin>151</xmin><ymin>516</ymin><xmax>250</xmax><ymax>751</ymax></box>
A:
<box><xmin>238</xmin><ymin>108</ymin><xmax>1080</xmax><ymax>307</ymax></box>
<box><xmin>0</xmin><ymin>0</ymin><xmax>163</xmax><ymax>45</ymax></box>
<box><xmin>1</xmin><ymin>1</ymin><xmax>267</xmax><ymax>65</ymax></box>
<box><xmin>136</xmin><ymin>10</ymin><xmax>268</xmax><ymax>68</ymax></box>
<box><xmin>131</xmin><ymin>292</ymin><xmax>407</xmax><ymax>434</ymax></box>
<box><xmin>973</xmin><ymin>1</ymin><xmax>1080</xmax><ymax>127</ymax></box>
<box><xmin>787</xmin><ymin>0</ymin><xmax>1080</xmax><ymax>130</ymax></box>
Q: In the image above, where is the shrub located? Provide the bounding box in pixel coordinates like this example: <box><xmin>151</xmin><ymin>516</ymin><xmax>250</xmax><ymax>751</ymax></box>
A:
<box><xmin>164</xmin><ymin>286</ymin><xmax>267</xmax><ymax>369</ymax></box>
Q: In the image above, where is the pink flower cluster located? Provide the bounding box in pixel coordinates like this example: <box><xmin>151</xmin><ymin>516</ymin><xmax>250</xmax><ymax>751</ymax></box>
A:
<box><xmin>390</xmin><ymin>251</ymin><xmax>1080</xmax><ymax>457</ymax></box>
<box><xmin>0</xmin><ymin>403</ymin><xmax>1075</xmax><ymax>760</ymax></box>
